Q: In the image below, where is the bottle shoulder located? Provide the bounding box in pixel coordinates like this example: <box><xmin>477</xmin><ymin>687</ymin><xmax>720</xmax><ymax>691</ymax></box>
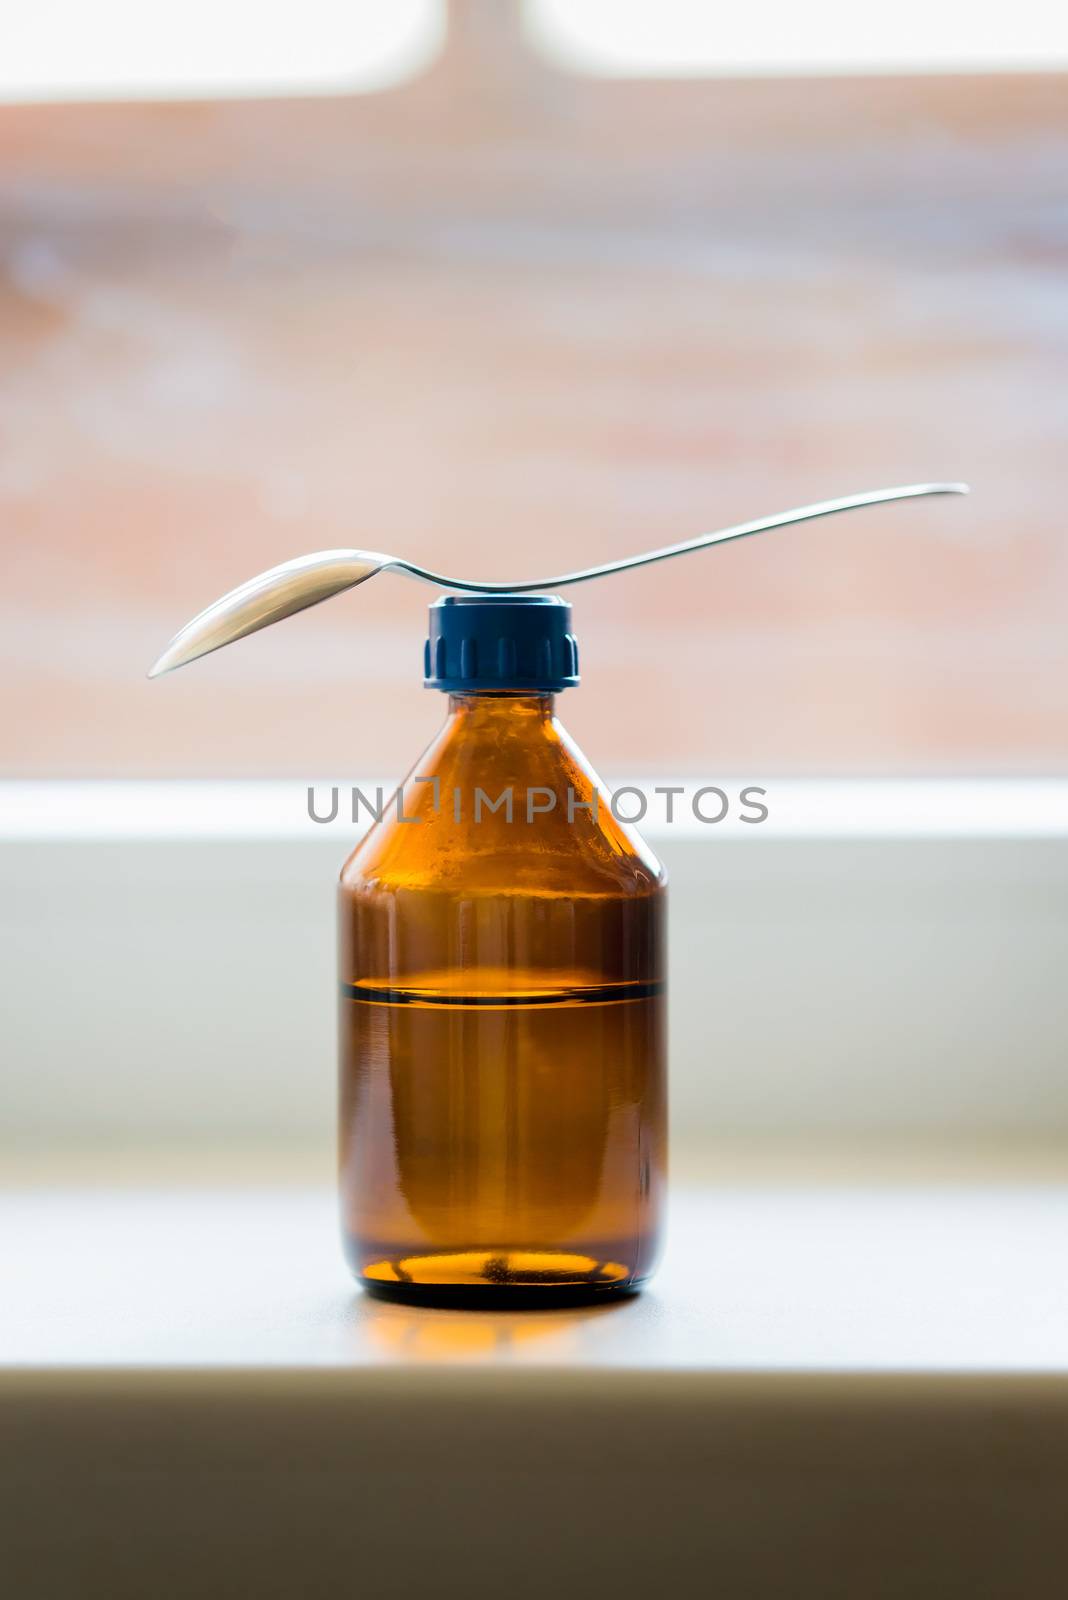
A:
<box><xmin>340</xmin><ymin>704</ymin><xmax>664</xmax><ymax>899</ymax></box>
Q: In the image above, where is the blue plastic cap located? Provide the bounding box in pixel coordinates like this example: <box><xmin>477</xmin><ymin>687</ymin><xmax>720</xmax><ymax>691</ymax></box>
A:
<box><xmin>424</xmin><ymin>594</ymin><xmax>579</xmax><ymax>693</ymax></box>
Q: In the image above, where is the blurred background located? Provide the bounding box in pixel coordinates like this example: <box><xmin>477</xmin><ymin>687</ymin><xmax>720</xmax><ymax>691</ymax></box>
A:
<box><xmin>2</xmin><ymin>1</ymin><xmax>1067</xmax><ymax>1161</ymax></box>
<box><xmin>2</xmin><ymin>0</ymin><xmax>1066</xmax><ymax>780</ymax></box>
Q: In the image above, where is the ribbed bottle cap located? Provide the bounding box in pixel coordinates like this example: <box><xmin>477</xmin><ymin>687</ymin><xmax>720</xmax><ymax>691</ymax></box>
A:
<box><xmin>424</xmin><ymin>594</ymin><xmax>579</xmax><ymax>693</ymax></box>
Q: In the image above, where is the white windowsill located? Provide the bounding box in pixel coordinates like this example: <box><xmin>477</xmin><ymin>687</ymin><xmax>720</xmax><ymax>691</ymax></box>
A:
<box><xmin>6</xmin><ymin>1152</ymin><xmax>1067</xmax><ymax>1595</ymax></box>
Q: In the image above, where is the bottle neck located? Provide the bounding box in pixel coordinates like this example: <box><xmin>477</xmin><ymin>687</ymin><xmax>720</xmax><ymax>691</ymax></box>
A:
<box><xmin>446</xmin><ymin>692</ymin><xmax>555</xmax><ymax>728</ymax></box>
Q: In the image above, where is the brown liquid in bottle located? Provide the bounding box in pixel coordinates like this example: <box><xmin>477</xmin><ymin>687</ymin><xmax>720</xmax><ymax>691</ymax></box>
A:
<box><xmin>339</xmin><ymin>694</ymin><xmax>666</xmax><ymax>1306</ymax></box>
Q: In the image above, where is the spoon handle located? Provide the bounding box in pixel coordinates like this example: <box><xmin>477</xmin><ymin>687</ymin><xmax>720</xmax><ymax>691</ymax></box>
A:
<box><xmin>149</xmin><ymin>481</ymin><xmax>967</xmax><ymax>676</ymax></box>
<box><xmin>396</xmin><ymin>482</ymin><xmax>968</xmax><ymax>593</ymax></box>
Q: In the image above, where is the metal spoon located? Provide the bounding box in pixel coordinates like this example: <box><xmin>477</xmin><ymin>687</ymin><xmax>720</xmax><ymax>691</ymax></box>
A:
<box><xmin>148</xmin><ymin>481</ymin><xmax>967</xmax><ymax>678</ymax></box>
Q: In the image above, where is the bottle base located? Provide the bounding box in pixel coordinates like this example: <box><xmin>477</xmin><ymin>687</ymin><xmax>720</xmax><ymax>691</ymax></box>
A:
<box><xmin>354</xmin><ymin>1246</ymin><xmax>648</xmax><ymax>1309</ymax></box>
<box><xmin>361</xmin><ymin>1278</ymin><xmax>643</xmax><ymax>1310</ymax></box>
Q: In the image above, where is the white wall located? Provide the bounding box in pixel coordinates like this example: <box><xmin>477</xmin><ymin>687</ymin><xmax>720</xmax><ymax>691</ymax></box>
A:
<box><xmin>3</xmin><ymin>791</ymin><xmax>1065</xmax><ymax>1153</ymax></box>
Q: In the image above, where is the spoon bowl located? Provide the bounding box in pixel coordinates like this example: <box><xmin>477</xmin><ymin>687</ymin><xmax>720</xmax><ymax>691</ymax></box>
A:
<box><xmin>148</xmin><ymin>550</ymin><xmax>390</xmax><ymax>678</ymax></box>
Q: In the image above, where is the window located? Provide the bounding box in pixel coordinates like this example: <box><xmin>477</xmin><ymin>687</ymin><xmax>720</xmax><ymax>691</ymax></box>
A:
<box><xmin>526</xmin><ymin>0</ymin><xmax>1068</xmax><ymax>76</ymax></box>
<box><xmin>1</xmin><ymin>0</ymin><xmax>444</xmax><ymax>102</ymax></box>
<box><xmin>2</xmin><ymin>2</ymin><xmax>1065</xmax><ymax>779</ymax></box>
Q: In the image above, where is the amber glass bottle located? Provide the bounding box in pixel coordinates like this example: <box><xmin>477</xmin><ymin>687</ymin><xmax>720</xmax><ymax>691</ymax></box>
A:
<box><xmin>339</xmin><ymin>595</ymin><xmax>666</xmax><ymax>1306</ymax></box>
